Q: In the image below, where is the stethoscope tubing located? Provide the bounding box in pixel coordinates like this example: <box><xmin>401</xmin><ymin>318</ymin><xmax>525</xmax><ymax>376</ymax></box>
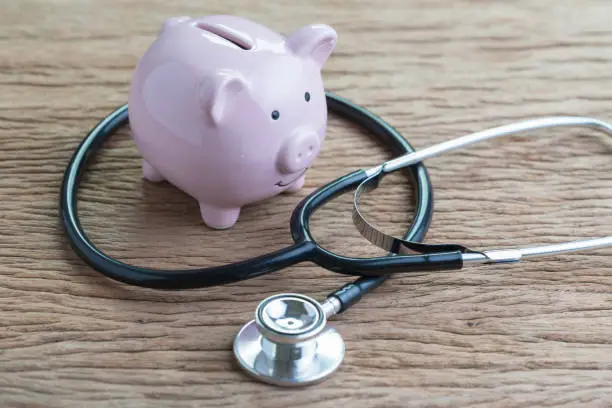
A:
<box><xmin>60</xmin><ymin>92</ymin><xmax>437</xmax><ymax>309</ymax></box>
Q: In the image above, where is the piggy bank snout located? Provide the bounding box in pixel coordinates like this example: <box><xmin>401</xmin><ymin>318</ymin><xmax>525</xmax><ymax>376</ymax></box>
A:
<box><xmin>277</xmin><ymin>131</ymin><xmax>321</xmax><ymax>174</ymax></box>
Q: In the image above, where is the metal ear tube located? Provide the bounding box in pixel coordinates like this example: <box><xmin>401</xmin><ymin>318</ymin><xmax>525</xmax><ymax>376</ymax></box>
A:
<box><xmin>352</xmin><ymin>116</ymin><xmax>612</xmax><ymax>259</ymax></box>
<box><xmin>233</xmin><ymin>294</ymin><xmax>345</xmax><ymax>387</ymax></box>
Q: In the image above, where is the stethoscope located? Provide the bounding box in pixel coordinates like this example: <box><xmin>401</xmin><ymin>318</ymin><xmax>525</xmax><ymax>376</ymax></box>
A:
<box><xmin>61</xmin><ymin>92</ymin><xmax>612</xmax><ymax>387</ymax></box>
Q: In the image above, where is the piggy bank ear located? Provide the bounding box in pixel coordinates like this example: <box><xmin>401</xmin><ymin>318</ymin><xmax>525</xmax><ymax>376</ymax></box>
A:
<box><xmin>159</xmin><ymin>16</ymin><xmax>191</xmax><ymax>34</ymax></box>
<box><xmin>199</xmin><ymin>73</ymin><xmax>249</xmax><ymax>126</ymax></box>
<box><xmin>286</xmin><ymin>24</ymin><xmax>337</xmax><ymax>68</ymax></box>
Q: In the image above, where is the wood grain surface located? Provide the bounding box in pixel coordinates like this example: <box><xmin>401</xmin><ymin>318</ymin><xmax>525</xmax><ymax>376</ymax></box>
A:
<box><xmin>2</xmin><ymin>0</ymin><xmax>612</xmax><ymax>407</ymax></box>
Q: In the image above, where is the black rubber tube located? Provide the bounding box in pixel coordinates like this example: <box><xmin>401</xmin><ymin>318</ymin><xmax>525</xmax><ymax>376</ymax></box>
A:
<box><xmin>60</xmin><ymin>92</ymin><xmax>444</xmax><ymax>307</ymax></box>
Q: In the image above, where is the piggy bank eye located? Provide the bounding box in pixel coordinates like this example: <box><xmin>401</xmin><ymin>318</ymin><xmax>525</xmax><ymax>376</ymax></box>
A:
<box><xmin>304</xmin><ymin>92</ymin><xmax>311</xmax><ymax>102</ymax></box>
<box><xmin>271</xmin><ymin>110</ymin><xmax>280</xmax><ymax>120</ymax></box>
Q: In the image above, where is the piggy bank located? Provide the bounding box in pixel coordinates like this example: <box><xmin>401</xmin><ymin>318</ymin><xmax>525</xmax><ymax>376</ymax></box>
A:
<box><xmin>128</xmin><ymin>15</ymin><xmax>337</xmax><ymax>229</ymax></box>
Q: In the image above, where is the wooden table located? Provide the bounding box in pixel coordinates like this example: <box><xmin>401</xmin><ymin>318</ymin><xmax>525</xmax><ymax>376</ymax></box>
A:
<box><xmin>3</xmin><ymin>1</ymin><xmax>612</xmax><ymax>406</ymax></box>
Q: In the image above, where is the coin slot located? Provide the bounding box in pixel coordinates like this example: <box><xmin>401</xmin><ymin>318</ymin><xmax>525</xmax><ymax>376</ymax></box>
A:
<box><xmin>195</xmin><ymin>22</ymin><xmax>254</xmax><ymax>50</ymax></box>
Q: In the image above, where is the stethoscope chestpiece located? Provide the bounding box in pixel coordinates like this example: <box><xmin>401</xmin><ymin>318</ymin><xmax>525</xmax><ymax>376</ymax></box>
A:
<box><xmin>233</xmin><ymin>293</ymin><xmax>345</xmax><ymax>387</ymax></box>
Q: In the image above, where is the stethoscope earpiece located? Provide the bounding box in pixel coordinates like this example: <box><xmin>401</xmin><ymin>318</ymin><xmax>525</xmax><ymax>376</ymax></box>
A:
<box><xmin>233</xmin><ymin>293</ymin><xmax>345</xmax><ymax>387</ymax></box>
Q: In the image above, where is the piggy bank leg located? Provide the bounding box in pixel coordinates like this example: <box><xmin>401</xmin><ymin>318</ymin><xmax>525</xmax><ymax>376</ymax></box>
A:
<box><xmin>142</xmin><ymin>160</ymin><xmax>164</xmax><ymax>182</ymax></box>
<box><xmin>283</xmin><ymin>175</ymin><xmax>305</xmax><ymax>193</ymax></box>
<box><xmin>199</xmin><ymin>203</ymin><xmax>241</xmax><ymax>229</ymax></box>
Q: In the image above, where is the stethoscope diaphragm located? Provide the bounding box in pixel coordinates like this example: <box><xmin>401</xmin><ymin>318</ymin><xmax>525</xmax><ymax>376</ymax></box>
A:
<box><xmin>233</xmin><ymin>293</ymin><xmax>345</xmax><ymax>387</ymax></box>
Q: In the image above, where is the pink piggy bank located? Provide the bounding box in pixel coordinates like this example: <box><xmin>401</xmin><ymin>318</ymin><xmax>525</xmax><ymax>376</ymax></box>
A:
<box><xmin>128</xmin><ymin>15</ymin><xmax>337</xmax><ymax>229</ymax></box>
